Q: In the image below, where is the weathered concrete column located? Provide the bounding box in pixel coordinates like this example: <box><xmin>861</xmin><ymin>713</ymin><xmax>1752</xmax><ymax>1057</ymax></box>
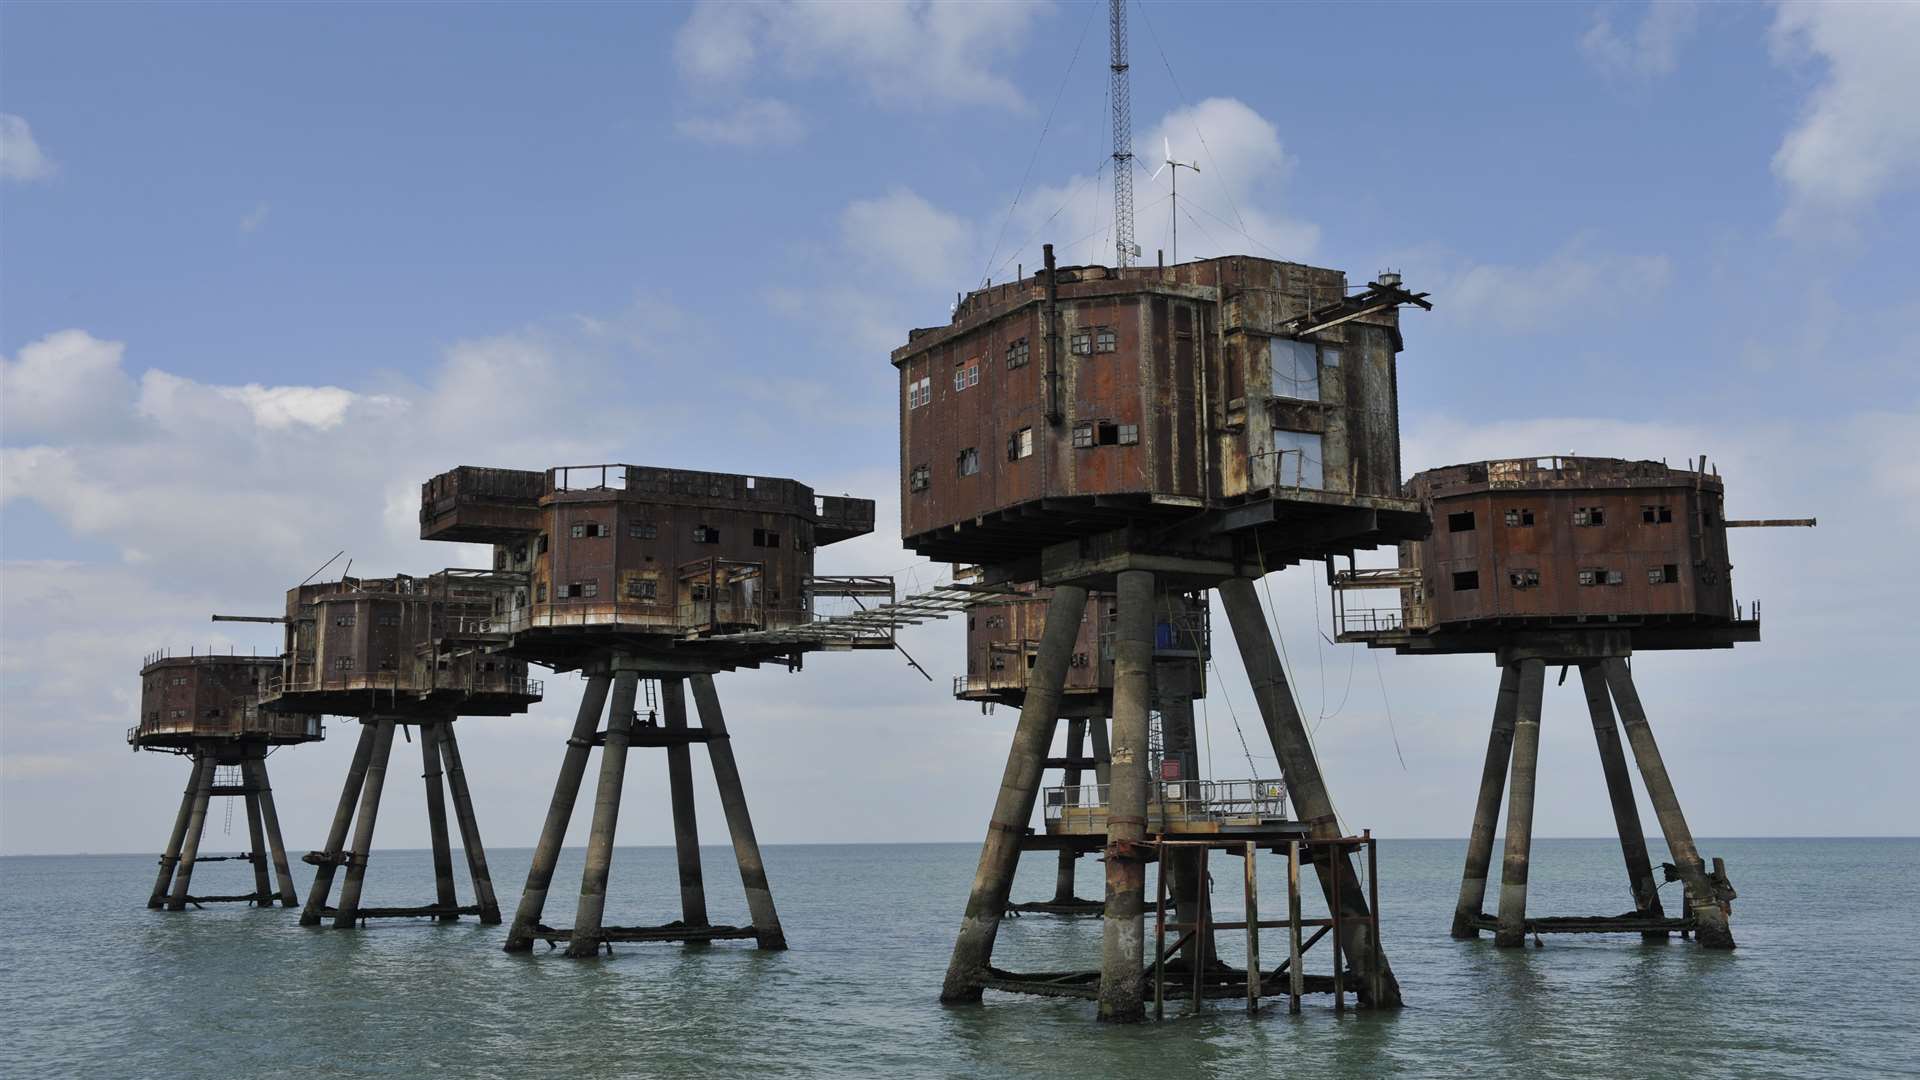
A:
<box><xmin>301</xmin><ymin>720</ymin><xmax>380</xmax><ymax>925</ymax></box>
<box><xmin>504</xmin><ymin>673</ymin><xmax>612</xmax><ymax>951</ymax></box>
<box><xmin>1494</xmin><ymin>660</ymin><xmax>1547</xmax><ymax>947</ymax></box>
<box><xmin>1052</xmin><ymin>716</ymin><xmax>1089</xmax><ymax>903</ymax></box>
<box><xmin>244</xmin><ymin>755</ymin><xmax>299</xmax><ymax>906</ymax></box>
<box><xmin>1579</xmin><ymin>663</ymin><xmax>1666</xmax><ymax>936</ymax></box>
<box><xmin>691</xmin><ymin>673</ymin><xmax>787</xmax><ymax>950</ymax></box>
<box><xmin>150</xmin><ymin>755</ymin><xmax>207</xmax><ymax>908</ymax></box>
<box><xmin>332</xmin><ymin>718</ymin><xmax>399</xmax><ymax>929</ymax></box>
<box><xmin>164</xmin><ymin>753</ymin><xmax>218</xmax><ymax>911</ymax></box>
<box><xmin>662</xmin><ymin>678</ymin><xmax>710</xmax><ymax>928</ymax></box>
<box><xmin>243</xmin><ymin>781</ymin><xmax>273</xmax><ymax>906</ymax></box>
<box><xmin>942</xmin><ymin>584</ymin><xmax>1090</xmax><ymax>1003</ymax></box>
<box><xmin>436</xmin><ymin>721</ymin><xmax>500</xmax><ymax>924</ymax></box>
<box><xmin>1219</xmin><ymin>577</ymin><xmax>1401</xmax><ymax>1007</ymax></box>
<box><xmin>1452</xmin><ymin>663</ymin><xmax>1522</xmax><ymax>938</ymax></box>
<box><xmin>1097</xmin><ymin>569</ymin><xmax>1155</xmax><ymax>1024</ymax></box>
<box><xmin>566</xmin><ymin>670</ymin><xmax>640</xmax><ymax>958</ymax></box>
<box><xmin>1602</xmin><ymin>658</ymin><xmax>1734</xmax><ymax>949</ymax></box>
<box><xmin>420</xmin><ymin>719</ymin><xmax>459</xmax><ymax>921</ymax></box>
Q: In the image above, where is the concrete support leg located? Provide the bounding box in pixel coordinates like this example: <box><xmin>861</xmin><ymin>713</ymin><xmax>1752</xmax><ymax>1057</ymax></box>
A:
<box><xmin>1452</xmin><ymin>664</ymin><xmax>1522</xmax><ymax>938</ymax></box>
<box><xmin>437</xmin><ymin>721</ymin><xmax>500</xmax><ymax>924</ymax></box>
<box><xmin>420</xmin><ymin>720</ymin><xmax>459</xmax><ymax>921</ymax></box>
<box><xmin>662</xmin><ymin>679</ymin><xmax>710</xmax><ymax>929</ymax></box>
<box><xmin>504</xmin><ymin>674</ymin><xmax>613</xmax><ymax>952</ymax></box>
<box><xmin>332</xmin><ymin>718</ymin><xmax>399</xmax><ymax>929</ymax></box>
<box><xmin>1494</xmin><ymin>661</ymin><xmax>1547</xmax><ymax>947</ymax></box>
<box><xmin>941</xmin><ymin>584</ymin><xmax>1090</xmax><ymax>1003</ymax></box>
<box><xmin>301</xmin><ymin>721</ymin><xmax>380</xmax><ymax>926</ymax></box>
<box><xmin>244</xmin><ymin>756</ymin><xmax>299</xmax><ymax>907</ymax></box>
<box><xmin>1580</xmin><ymin>663</ymin><xmax>1667</xmax><ymax>937</ymax></box>
<box><xmin>691</xmin><ymin>674</ymin><xmax>787</xmax><ymax>951</ymax></box>
<box><xmin>1218</xmin><ymin>577</ymin><xmax>1402</xmax><ymax>1007</ymax></box>
<box><xmin>164</xmin><ymin>754</ymin><xmax>217</xmax><ymax>911</ymax></box>
<box><xmin>1052</xmin><ymin>716</ymin><xmax>1089</xmax><ymax>904</ymax></box>
<box><xmin>1602</xmin><ymin>659</ymin><xmax>1734</xmax><ymax>949</ymax></box>
<box><xmin>566</xmin><ymin>671</ymin><xmax>640</xmax><ymax>958</ymax></box>
<box><xmin>1097</xmin><ymin>569</ymin><xmax>1155</xmax><ymax>1024</ymax></box>
<box><xmin>244</xmin><ymin>782</ymin><xmax>273</xmax><ymax>906</ymax></box>
<box><xmin>150</xmin><ymin>756</ymin><xmax>207</xmax><ymax>908</ymax></box>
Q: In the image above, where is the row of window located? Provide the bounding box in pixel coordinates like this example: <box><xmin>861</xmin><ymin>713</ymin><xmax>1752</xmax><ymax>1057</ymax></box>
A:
<box><xmin>908</xmin><ymin>328</ymin><xmax>1116</xmax><ymax>410</ymax></box>
<box><xmin>1450</xmin><ymin>564</ymin><xmax>1683</xmax><ymax>591</ymax></box>
<box><xmin>1449</xmin><ymin>505</ymin><xmax>1679</xmax><ymax>533</ymax></box>
<box><xmin>332</xmin><ymin>614</ymin><xmax>403</xmax><ymax>627</ymax></box>
<box><xmin>535</xmin><ymin>579</ymin><xmax>663</xmax><ymax>602</ymax></box>
<box><xmin>911</xmin><ymin>421</ymin><xmax>1138</xmax><ymax>490</ymax></box>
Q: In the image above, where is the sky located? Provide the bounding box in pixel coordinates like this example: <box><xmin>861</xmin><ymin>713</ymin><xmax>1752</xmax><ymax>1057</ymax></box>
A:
<box><xmin>2</xmin><ymin>0</ymin><xmax>1917</xmax><ymax>858</ymax></box>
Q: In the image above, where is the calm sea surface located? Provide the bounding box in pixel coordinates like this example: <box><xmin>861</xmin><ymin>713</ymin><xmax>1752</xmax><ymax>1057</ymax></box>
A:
<box><xmin>3</xmin><ymin>838</ymin><xmax>1915</xmax><ymax>1078</ymax></box>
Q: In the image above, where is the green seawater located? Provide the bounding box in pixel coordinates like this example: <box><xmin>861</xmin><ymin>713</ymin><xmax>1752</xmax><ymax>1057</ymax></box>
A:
<box><xmin>4</xmin><ymin>838</ymin><xmax>1916</xmax><ymax>1078</ymax></box>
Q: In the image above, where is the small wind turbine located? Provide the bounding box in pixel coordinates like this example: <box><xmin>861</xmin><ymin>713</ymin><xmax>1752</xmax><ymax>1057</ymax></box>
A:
<box><xmin>1150</xmin><ymin>137</ymin><xmax>1200</xmax><ymax>265</ymax></box>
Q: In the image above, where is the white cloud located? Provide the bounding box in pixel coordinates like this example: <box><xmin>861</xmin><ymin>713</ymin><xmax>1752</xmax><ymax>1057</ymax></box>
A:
<box><xmin>998</xmin><ymin>97</ymin><xmax>1318</xmax><ymax>276</ymax></box>
<box><xmin>0</xmin><ymin>113</ymin><xmax>54</xmax><ymax>182</ymax></box>
<box><xmin>214</xmin><ymin>384</ymin><xmax>372</xmax><ymax>430</ymax></box>
<box><xmin>240</xmin><ymin>202</ymin><xmax>271</xmax><ymax>234</ymax></box>
<box><xmin>676</xmin><ymin>98</ymin><xmax>807</xmax><ymax>147</ymax></box>
<box><xmin>840</xmin><ymin>189</ymin><xmax>971</xmax><ymax>286</ymax></box>
<box><xmin>671</xmin><ymin>0</ymin><xmax>1050</xmax><ymax>144</ymax></box>
<box><xmin>1578</xmin><ymin>1</ymin><xmax>1700</xmax><ymax>82</ymax></box>
<box><xmin>1770</xmin><ymin>1</ymin><xmax>1920</xmax><ymax>236</ymax></box>
<box><xmin>1</xmin><ymin>329</ymin><xmax>136</xmax><ymax>441</ymax></box>
<box><xmin>1435</xmin><ymin>236</ymin><xmax>1672</xmax><ymax>335</ymax></box>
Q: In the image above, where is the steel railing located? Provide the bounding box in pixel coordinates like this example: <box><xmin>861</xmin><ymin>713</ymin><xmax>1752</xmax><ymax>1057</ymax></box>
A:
<box><xmin>1043</xmin><ymin>778</ymin><xmax>1289</xmax><ymax>824</ymax></box>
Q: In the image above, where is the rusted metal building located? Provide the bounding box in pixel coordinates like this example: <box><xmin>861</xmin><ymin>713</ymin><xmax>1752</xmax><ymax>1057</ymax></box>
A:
<box><xmin>1334</xmin><ymin>455</ymin><xmax>1812</xmax><ymax>950</ymax></box>
<box><xmin>420</xmin><ymin>463</ymin><xmax>886</xmax><ymax>958</ymax></box>
<box><xmin>133</xmin><ymin>652</ymin><xmax>321</xmax><ymax>911</ymax></box>
<box><xmin>899</xmin><ymin>247</ymin><xmax>1431</xmax><ymax>1020</ymax></box>
<box><xmin>259</xmin><ymin>570</ymin><xmax>541</xmax><ymax>929</ymax></box>
<box><xmin>956</xmin><ymin>586</ymin><xmax>1213</xmax><ymax>916</ymax></box>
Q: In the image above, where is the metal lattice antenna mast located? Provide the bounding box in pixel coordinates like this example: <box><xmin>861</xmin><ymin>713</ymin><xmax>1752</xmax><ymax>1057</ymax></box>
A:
<box><xmin>1110</xmin><ymin>0</ymin><xmax>1134</xmax><ymax>267</ymax></box>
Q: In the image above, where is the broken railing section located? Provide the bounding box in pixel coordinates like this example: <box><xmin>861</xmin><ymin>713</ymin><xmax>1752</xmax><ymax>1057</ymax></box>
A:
<box><xmin>705</xmin><ymin>580</ymin><xmax>1025</xmax><ymax>649</ymax></box>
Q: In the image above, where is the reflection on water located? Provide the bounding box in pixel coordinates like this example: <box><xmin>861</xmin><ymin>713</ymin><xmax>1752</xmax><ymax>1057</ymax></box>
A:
<box><xmin>3</xmin><ymin>839</ymin><xmax>1916</xmax><ymax>1078</ymax></box>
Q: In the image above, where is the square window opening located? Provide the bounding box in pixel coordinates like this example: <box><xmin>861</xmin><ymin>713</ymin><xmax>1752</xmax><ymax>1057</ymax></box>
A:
<box><xmin>1452</xmin><ymin>570</ymin><xmax>1480</xmax><ymax>591</ymax></box>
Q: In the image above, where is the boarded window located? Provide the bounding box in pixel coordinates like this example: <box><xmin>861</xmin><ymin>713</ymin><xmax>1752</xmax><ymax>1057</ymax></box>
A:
<box><xmin>1452</xmin><ymin>570</ymin><xmax>1479</xmax><ymax>591</ymax></box>
<box><xmin>1006</xmin><ymin>338</ymin><xmax>1030</xmax><ymax>368</ymax></box>
<box><xmin>1448</xmin><ymin>511</ymin><xmax>1476</xmax><ymax>533</ymax></box>
<box><xmin>1504</xmin><ymin>508</ymin><xmax>1535</xmax><ymax>527</ymax></box>
<box><xmin>1642</xmin><ymin>505</ymin><xmax>1673</xmax><ymax>524</ymax></box>
<box><xmin>908</xmin><ymin>464</ymin><xmax>930</xmax><ymax>492</ymax></box>
<box><xmin>1007</xmin><ymin>427</ymin><xmax>1033</xmax><ymax>460</ymax></box>
<box><xmin>957</xmin><ymin>447</ymin><xmax>979</xmax><ymax>476</ymax></box>
<box><xmin>1271</xmin><ymin>339</ymin><xmax>1319</xmax><ymax>401</ymax></box>
<box><xmin>1322</xmin><ymin>347</ymin><xmax>1341</xmax><ymax>368</ymax></box>
<box><xmin>1270</xmin><ymin>430</ymin><xmax>1324</xmax><ymax>488</ymax></box>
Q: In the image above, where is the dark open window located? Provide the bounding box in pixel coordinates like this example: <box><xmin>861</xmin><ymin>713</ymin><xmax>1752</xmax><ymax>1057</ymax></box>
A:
<box><xmin>958</xmin><ymin>447</ymin><xmax>980</xmax><ymax>476</ymax></box>
<box><xmin>1447</xmin><ymin>511</ymin><xmax>1476</xmax><ymax>533</ymax></box>
<box><xmin>1650</xmin><ymin>564</ymin><xmax>1680</xmax><ymax>584</ymax></box>
<box><xmin>1504</xmin><ymin>508</ymin><xmax>1535</xmax><ymax>527</ymax></box>
<box><xmin>692</xmin><ymin>526</ymin><xmax>720</xmax><ymax>544</ymax></box>
<box><xmin>1452</xmin><ymin>570</ymin><xmax>1479</xmax><ymax>591</ymax></box>
<box><xmin>1509</xmin><ymin>569</ymin><xmax>1540</xmax><ymax>588</ymax></box>
<box><xmin>1642</xmin><ymin>505</ymin><xmax>1673</xmax><ymax>524</ymax></box>
<box><xmin>1574</xmin><ymin>507</ymin><xmax>1605</xmax><ymax>526</ymax></box>
<box><xmin>752</xmin><ymin>528</ymin><xmax>781</xmax><ymax>548</ymax></box>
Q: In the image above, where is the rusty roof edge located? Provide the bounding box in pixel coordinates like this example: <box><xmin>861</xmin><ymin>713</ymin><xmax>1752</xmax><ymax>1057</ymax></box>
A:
<box><xmin>890</xmin><ymin>276</ymin><xmax>1224</xmax><ymax>366</ymax></box>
